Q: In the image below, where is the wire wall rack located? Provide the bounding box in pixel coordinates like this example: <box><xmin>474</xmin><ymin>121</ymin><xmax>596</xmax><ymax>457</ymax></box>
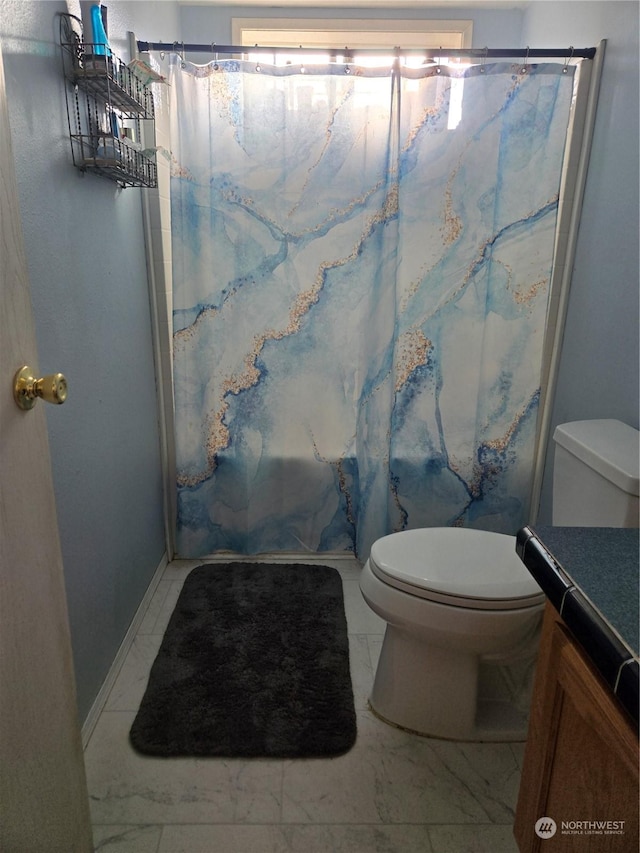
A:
<box><xmin>59</xmin><ymin>13</ymin><xmax>157</xmax><ymax>189</ymax></box>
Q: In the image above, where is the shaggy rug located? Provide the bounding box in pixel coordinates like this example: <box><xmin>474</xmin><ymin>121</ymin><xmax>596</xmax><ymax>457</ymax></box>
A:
<box><xmin>129</xmin><ymin>563</ymin><xmax>357</xmax><ymax>758</ymax></box>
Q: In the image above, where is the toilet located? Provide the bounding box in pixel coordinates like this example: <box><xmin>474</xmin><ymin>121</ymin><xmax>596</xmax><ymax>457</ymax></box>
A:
<box><xmin>360</xmin><ymin>419</ymin><xmax>640</xmax><ymax>741</ymax></box>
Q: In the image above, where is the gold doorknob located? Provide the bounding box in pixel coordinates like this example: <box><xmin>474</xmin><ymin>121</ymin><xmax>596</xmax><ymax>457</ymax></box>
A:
<box><xmin>13</xmin><ymin>365</ymin><xmax>68</xmax><ymax>410</ymax></box>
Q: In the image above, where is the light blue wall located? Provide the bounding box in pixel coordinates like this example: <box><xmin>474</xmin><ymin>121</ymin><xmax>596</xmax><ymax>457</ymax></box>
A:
<box><xmin>1</xmin><ymin>0</ymin><xmax>635</xmax><ymax>718</ymax></box>
<box><xmin>521</xmin><ymin>2</ymin><xmax>640</xmax><ymax>522</ymax></box>
<box><xmin>0</xmin><ymin>0</ymin><xmax>179</xmax><ymax>721</ymax></box>
<box><xmin>178</xmin><ymin>3</ymin><xmax>524</xmax><ymax>50</ymax></box>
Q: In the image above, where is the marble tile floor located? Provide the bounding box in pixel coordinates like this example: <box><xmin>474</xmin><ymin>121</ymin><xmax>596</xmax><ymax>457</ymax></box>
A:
<box><xmin>85</xmin><ymin>558</ymin><xmax>523</xmax><ymax>853</ymax></box>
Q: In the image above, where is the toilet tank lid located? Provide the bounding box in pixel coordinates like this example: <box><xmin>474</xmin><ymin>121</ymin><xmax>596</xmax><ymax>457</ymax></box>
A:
<box><xmin>553</xmin><ymin>419</ymin><xmax>640</xmax><ymax>496</ymax></box>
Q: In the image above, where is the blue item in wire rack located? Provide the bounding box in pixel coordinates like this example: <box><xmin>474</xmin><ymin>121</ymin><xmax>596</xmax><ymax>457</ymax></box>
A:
<box><xmin>90</xmin><ymin>5</ymin><xmax>111</xmax><ymax>56</ymax></box>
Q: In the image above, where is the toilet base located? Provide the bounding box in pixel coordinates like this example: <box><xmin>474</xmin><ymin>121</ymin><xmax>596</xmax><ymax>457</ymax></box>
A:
<box><xmin>370</xmin><ymin>625</ymin><xmax>531</xmax><ymax>741</ymax></box>
<box><xmin>369</xmin><ymin>699</ymin><xmax>529</xmax><ymax>743</ymax></box>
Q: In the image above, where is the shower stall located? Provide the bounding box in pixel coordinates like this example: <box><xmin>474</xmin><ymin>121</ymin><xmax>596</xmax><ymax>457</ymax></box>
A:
<box><xmin>133</xmin><ymin>37</ymin><xmax>604</xmax><ymax>561</ymax></box>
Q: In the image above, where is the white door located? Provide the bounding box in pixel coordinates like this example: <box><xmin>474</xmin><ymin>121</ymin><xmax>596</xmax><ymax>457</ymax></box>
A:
<box><xmin>0</xmin><ymin>46</ymin><xmax>93</xmax><ymax>852</ymax></box>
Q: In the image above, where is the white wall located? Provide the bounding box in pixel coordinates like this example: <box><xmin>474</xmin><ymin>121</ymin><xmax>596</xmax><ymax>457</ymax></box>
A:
<box><xmin>521</xmin><ymin>2</ymin><xmax>640</xmax><ymax>521</ymax></box>
<box><xmin>0</xmin><ymin>0</ymin><xmax>180</xmax><ymax>722</ymax></box>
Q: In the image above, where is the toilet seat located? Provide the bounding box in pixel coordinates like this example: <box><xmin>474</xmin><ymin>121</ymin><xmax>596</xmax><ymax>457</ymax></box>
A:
<box><xmin>369</xmin><ymin>528</ymin><xmax>545</xmax><ymax>611</ymax></box>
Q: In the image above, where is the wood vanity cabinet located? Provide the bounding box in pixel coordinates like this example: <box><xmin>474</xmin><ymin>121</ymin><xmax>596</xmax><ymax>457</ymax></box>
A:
<box><xmin>514</xmin><ymin>603</ymin><xmax>639</xmax><ymax>852</ymax></box>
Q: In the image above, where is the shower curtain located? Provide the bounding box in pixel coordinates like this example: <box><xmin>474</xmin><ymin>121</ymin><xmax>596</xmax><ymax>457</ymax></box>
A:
<box><xmin>168</xmin><ymin>57</ymin><xmax>575</xmax><ymax>558</ymax></box>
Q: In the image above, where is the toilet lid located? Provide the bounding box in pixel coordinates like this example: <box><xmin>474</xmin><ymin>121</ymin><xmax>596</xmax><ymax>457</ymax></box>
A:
<box><xmin>369</xmin><ymin>528</ymin><xmax>545</xmax><ymax>611</ymax></box>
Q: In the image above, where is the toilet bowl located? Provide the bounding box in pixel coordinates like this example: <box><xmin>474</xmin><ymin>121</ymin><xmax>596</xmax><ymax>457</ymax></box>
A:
<box><xmin>360</xmin><ymin>527</ymin><xmax>544</xmax><ymax>741</ymax></box>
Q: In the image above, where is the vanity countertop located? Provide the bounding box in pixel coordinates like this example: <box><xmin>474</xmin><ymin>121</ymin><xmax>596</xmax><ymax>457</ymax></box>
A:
<box><xmin>516</xmin><ymin>525</ymin><xmax>639</xmax><ymax>726</ymax></box>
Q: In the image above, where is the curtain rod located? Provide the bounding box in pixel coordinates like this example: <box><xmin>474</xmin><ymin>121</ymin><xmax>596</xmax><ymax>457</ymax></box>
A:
<box><xmin>136</xmin><ymin>42</ymin><xmax>596</xmax><ymax>61</ymax></box>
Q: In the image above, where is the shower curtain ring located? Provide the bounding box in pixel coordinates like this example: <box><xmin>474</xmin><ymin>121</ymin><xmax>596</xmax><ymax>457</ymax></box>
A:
<box><xmin>480</xmin><ymin>46</ymin><xmax>488</xmax><ymax>73</ymax></box>
<box><xmin>436</xmin><ymin>48</ymin><xmax>442</xmax><ymax>73</ymax></box>
<box><xmin>181</xmin><ymin>42</ymin><xmax>186</xmax><ymax>69</ymax></box>
<box><xmin>563</xmin><ymin>46</ymin><xmax>574</xmax><ymax>73</ymax></box>
<box><xmin>521</xmin><ymin>46</ymin><xmax>530</xmax><ymax>74</ymax></box>
<box><xmin>212</xmin><ymin>43</ymin><xmax>219</xmax><ymax>71</ymax></box>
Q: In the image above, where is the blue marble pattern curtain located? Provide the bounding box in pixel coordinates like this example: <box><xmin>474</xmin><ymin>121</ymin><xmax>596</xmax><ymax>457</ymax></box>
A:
<box><xmin>169</xmin><ymin>58</ymin><xmax>574</xmax><ymax>558</ymax></box>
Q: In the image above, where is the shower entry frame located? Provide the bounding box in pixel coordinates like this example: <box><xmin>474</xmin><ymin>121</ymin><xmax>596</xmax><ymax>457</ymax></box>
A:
<box><xmin>132</xmin><ymin>36</ymin><xmax>605</xmax><ymax>560</ymax></box>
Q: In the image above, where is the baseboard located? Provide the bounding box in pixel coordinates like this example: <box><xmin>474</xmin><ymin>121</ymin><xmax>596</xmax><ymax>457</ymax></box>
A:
<box><xmin>81</xmin><ymin>551</ymin><xmax>169</xmax><ymax>749</ymax></box>
<box><xmin>198</xmin><ymin>551</ymin><xmax>359</xmax><ymax>562</ymax></box>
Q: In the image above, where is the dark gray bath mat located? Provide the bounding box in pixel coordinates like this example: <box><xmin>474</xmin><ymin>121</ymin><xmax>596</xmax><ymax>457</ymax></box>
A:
<box><xmin>129</xmin><ymin>563</ymin><xmax>356</xmax><ymax>758</ymax></box>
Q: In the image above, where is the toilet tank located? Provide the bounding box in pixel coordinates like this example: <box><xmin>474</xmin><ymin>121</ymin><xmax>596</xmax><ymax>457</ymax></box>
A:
<box><xmin>552</xmin><ymin>419</ymin><xmax>639</xmax><ymax>527</ymax></box>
